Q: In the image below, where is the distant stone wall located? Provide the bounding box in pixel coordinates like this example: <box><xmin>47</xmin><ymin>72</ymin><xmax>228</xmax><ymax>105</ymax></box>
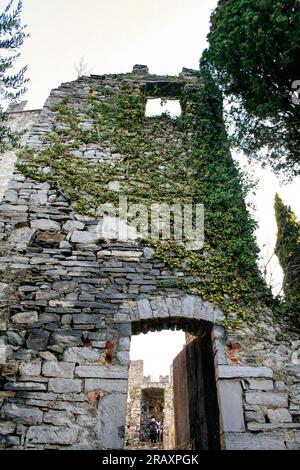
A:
<box><xmin>125</xmin><ymin>360</ymin><xmax>175</xmax><ymax>449</ymax></box>
<box><xmin>0</xmin><ymin>68</ymin><xmax>299</xmax><ymax>450</ymax></box>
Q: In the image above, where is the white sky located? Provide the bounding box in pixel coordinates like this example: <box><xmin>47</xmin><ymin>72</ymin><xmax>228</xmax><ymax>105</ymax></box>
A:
<box><xmin>12</xmin><ymin>0</ymin><xmax>300</xmax><ymax>378</ymax></box>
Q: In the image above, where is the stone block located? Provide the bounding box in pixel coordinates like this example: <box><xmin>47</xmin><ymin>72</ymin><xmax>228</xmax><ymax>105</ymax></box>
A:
<box><xmin>52</xmin><ymin>281</ymin><xmax>77</xmax><ymax>293</ymax></box>
<box><xmin>62</xmin><ymin>220</ymin><xmax>85</xmax><ymax>232</ymax></box>
<box><xmin>217</xmin><ymin>380</ymin><xmax>245</xmax><ymax>432</ymax></box>
<box><xmin>118</xmin><ymin>337</ymin><xmax>130</xmax><ymax>351</ymax></box>
<box><xmin>4</xmin><ymin>382</ymin><xmax>46</xmax><ymax>391</ymax></box>
<box><xmin>267</xmin><ymin>408</ymin><xmax>292</xmax><ymax>423</ymax></box>
<box><xmin>75</xmin><ymin>365</ymin><xmax>128</xmax><ymax>379</ymax></box>
<box><xmin>245</xmin><ymin>392</ymin><xmax>288</xmax><ymax>407</ymax></box>
<box><xmin>50</xmin><ymin>331</ymin><xmax>83</xmax><ymax>348</ymax></box>
<box><xmin>182</xmin><ymin>295</ymin><xmax>195</xmax><ymax>318</ymax></box>
<box><xmin>72</xmin><ymin>314</ymin><xmax>101</xmax><ymax>324</ymax></box>
<box><xmin>48</xmin><ymin>378</ymin><xmax>82</xmax><ymax>393</ymax></box>
<box><xmin>0</xmin><ymin>421</ymin><xmax>16</xmax><ymax>435</ymax></box>
<box><xmin>84</xmin><ymin>379</ymin><xmax>128</xmax><ymax>394</ymax></box>
<box><xmin>26</xmin><ymin>426</ymin><xmax>78</xmax><ymax>445</ymax></box>
<box><xmin>26</xmin><ymin>329</ymin><xmax>49</xmax><ymax>351</ymax></box>
<box><xmin>223</xmin><ymin>432</ymin><xmax>285</xmax><ymax>450</ymax></box>
<box><xmin>96</xmin><ymin>392</ymin><xmax>127</xmax><ymax>449</ymax></box>
<box><xmin>63</xmin><ymin>347</ymin><xmax>101</xmax><ymax>363</ymax></box>
<box><xmin>2</xmin><ymin>404</ymin><xmax>43</xmax><ymax>425</ymax></box>
<box><xmin>6</xmin><ymin>331</ymin><xmax>25</xmax><ymax>346</ymax></box>
<box><xmin>151</xmin><ymin>297</ymin><xmax>169</xmax><ymax>318</ymax></box>
<box><xmin>247</xmin><ymin>422</ymin><xmax>300</xmax><ymax>431</ymax></box>
<box><xmin>43</xmin><ymin>410</ymin><xmax>74</xmax><ymax>426</ymax></box>
<box><xmin>42</xmin><ymin>361</ymin><xmax>75</xmax><ymax>378</ymax></box>
<box><xmin>19</xmin><ymin>360</ymin><xmax>42</xmax><ymax>377</ymax></box>
<box><xmin>246</xmin><ymin>379</ymin><xmax>274</xmax><ymax>391</ymax></box>
<box><xmin>11</xmin><ymin>311</ymin><xmax>38</xmax><ymax>324</ymax></box>
<box><xmin>116</xmin><ymin>351</ymin><xmax>130</xmax><ymax>366</ymax></box>
<box><xmin>31</xmin><ymin>219</ymin><xmax>60</xmax><ymax>231</ymax></box>
<box><xmin>245</xmin><ymin>409</ymin><xmax>266</xmax><ymax>423</ymax></box>
<box><xmin>137</xmin><ymin>299</ymin><xmax>152</xmax><ymax>320</ymax></box>
<box><xmin>70</xmin><ymin>230</ymin><xmax>99</xmax><ymax>244</ymax></box>
<box><xmin>218</xmin><ymin>366</ymin><xmax>273</xmax><ymax>379</ymax></box>
<box><xmin>5</xmin><ymin>435</ymin><xmax>20</xmax><ymax>447</ymax></box>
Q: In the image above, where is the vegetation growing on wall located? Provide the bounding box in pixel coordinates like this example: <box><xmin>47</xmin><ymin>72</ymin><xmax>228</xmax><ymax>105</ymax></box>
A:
<box><xmin>17</xmin><ymin>71</ymin><xmax>273</xmax><ymax>328</ymax></box>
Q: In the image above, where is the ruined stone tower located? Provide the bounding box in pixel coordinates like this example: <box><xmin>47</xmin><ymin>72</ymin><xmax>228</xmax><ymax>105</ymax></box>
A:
<box><xmin>0</xmin><ymin>65</ymin><xmax>299</xmax><ymax>450</ymax></box>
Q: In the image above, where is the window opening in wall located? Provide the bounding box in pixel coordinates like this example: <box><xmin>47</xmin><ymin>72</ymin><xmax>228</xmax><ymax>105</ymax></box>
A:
<box><xmin>145</xmin><ymin>98</ymin><xmax>181</xmax><ymax>118</ymax></box>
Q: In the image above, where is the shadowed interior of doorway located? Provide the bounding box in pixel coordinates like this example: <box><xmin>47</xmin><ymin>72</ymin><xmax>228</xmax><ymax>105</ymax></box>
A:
<box><xmin>125</xmin><ymin>322</ymin><xmax>220</xmax><ymax>450</ymax></box>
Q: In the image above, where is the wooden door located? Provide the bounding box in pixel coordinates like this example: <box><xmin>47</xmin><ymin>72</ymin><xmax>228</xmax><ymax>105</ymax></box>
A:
<box><xmin>173</xmin><ymin>331</ymin><xmax>220</xmax><ymax>450</ymax></box>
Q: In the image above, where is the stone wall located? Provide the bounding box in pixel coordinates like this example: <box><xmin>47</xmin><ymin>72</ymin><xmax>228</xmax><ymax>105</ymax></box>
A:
<box><xmin>0</xmin><ymin>67</ymin><xmax>299</xmax><ymax>449</ymax></box>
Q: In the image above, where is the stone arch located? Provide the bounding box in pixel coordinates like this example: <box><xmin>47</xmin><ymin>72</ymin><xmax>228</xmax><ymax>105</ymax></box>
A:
<box><xmin>112</xmin><ymin>294</ymin><xmax>228</xmax><ymax>450</ymax></box>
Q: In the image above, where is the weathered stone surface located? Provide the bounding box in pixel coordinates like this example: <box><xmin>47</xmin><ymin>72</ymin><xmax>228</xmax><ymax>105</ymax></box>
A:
<box><xmin>50</xmin><ymin>330</ymin><xmax>82</xmax><ymax>347</ymax></box>
<box><xmin>116</xmin><ymin>351</ymin><xmax>130</xmax><ymax>365</ymax></box>
<box><xmin>11</xmin><ymin>311</ymin><xmax>38</xmax><ymax>324</ymax></box>
<box><xmin>84</xmin><ymin>379</ymin><xmax>128</xmax><ymax>393</ymax></box>
<box><xmin>182</xmin><ymin>295</ymin><xmax>195</xmax><ymax>318</ymax></box>
<box><xmin>5</xmin><ymin>436</ymin><xmax>20</xmax><ymax>447</ymax></box>
<box><xmin>70</xmin><ymin>230</ymin><xmax>99</xmax><ymax>244</ymax></box>
<box><xmin>96</xmin><ymin>393</ymin><xmax>127</xmax><ymax>449</ymax></box>
<box><xmin>2</xmin><ymin>405</ymin><xmax>43</xmax><ymax>424</ymax></box>
<box><xmin>119</xmin><ymin>337</ymin><xmax>130</xmax><ymax>351</ymax></box>
<box><xmin>19</xmin><ymin>360</ymin><xmax>42</xmax><ymax>377</ymax></box>
<box><xmin>48</xmin><ymin>379</ymin><xmax>82</xmax><ymax>393</ymax></box>
<box><xmin>39</xmin><ymin>351</ymin><xmax>57</xmax><ymax>361</ymax></box>
<box><xmin>62</xmin><ymin>220</ymin><xmax>85</xmax><ymax>232</ymax></box>
<box><xmin>31</xmin><ymin>219</ymin><xmax>60</xmax><ymax>231</ymax></box>
<box><xmin>247</xmin><ymin>422</ymin><xmax>300</xmax><ymax>431</ymax></box>
<box><xmin>151</xmin><ymin>297</ymin><xmax>169</xmax><ymax>318</ymax></box>
<box><xmin>42</xmin><ymin>361</ymin><xmax>75</xmax><ymax>378</ymax></box>
<box><xmin>245</xmin><ymin>391</ymin><xmax>288</xmax><ymax>407</ymax></box>
<box><xmin>267</xmin><ymin>408</ymin><xmax>292</xmax><ymax>423</ymax></box>
<box><xmin>223</xmin><ymin>432</ymin><xmax>285</xmax><ymax>450</ymax></box>
<box><xmin>35</xmin><ymin>289</ymin><xmax>58</xmax><ymax>301</ymax></box>
<box><xmin>35</xmin><ymin>230</ymin><xmax>64</xmax><ymax>245</ymax></box>
<box><xmin>43</xmin><ymin>410</ymin><xmax>74</xmax><ymax>426</ymax></box>
<box><xmin>137</xmin><ymin>299</ymin><xmax>152</xmax><ymax>319</ymax></box>
<box><xmin>0</xmin><ymin>421</ymin><xmax>16</xmax><ymax>435</ymax></box>
<box><xmin>4</xmin><ymin>382</ymin><xmax>46</xmax><ymax>391</ymax></box>
<box><xmin>218</xmin><ymin>366</ymin><xmax>273</xmax><ymax>379</ymax></box>
<box><xmin>6</xmin><ymin>331</ymin><xmax>25</xmax><ymax>346</ymax></box>
<box><xmin>245</xmin><ymin>409</ymin><xmax>266</xmax><ymax>424</ymax></box>
<box><xmin>52</xmin><ymin>281</ymin><xmax>77</xmax><ymax>293</ymax></box>
<box><xmin>26</xmin><ymin>329</ymin><xmax>49</xmax><ymax>351</ymax></box>
<box><xmin>75</xmin><ymin>365</ymin><xmax>128</xmax><ymax>379</ymax></box>
<box><xmin>72</xmin><ymin>314</ymin><xmax>101</xmax><ymax>324</ymax></box>
<box><xmin>26</xmin><ymin>426</ymin><xmax>78</xmax><ymax>445</ymax></box>
<box><xmin>218</xmin><ymin>380</ymin><xmax>245</xmax><ymax>432</ymax></box>
<box><xmin>8</xmin><ymin>227</ymin><xmax>36</xmax><ymax>245</ymax></box>
<box><xmin>63</xmin><ymin>347</ymin><xmax>101</xmax><ymax>363</ymax></box>
<box><xmin>246</xmin><ymin>379</ymin><xmax>274</xmax><ymax>391</ymax></box>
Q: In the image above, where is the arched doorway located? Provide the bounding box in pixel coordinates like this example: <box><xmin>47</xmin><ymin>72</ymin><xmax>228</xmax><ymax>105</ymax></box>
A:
<box><xmin>125</xmin><ymin>309</ymin><xmax>222</xmax><ymax>450</ymax></box>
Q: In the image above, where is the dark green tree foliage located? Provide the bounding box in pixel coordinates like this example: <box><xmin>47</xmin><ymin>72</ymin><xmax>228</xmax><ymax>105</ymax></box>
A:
<box><xmin>274</xmin><ymin>194</ymin><xmax>300</xmax><ymax>322</ymax></box>
<box><xmin>201</xmin><ymin>0</ymin><xmax>300</xmax><ymax>177</ymax></box>
<box><xmin>0</xmin><ymin>0</ymin><xmax>28</xmax><ymax>152</ymax></box>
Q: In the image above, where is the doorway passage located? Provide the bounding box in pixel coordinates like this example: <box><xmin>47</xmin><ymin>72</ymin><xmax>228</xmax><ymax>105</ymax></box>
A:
<box><xmin>125</xmin><ymin>324</ymin><xmax>220</xmax><ymax>450</ymax></box>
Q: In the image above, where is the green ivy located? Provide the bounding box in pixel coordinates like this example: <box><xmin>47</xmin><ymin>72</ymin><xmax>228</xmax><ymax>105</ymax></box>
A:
<box><xmin>17</xmin><ymin>72</ymin><xmax>273</xmax><ymax>328</ymax></box>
